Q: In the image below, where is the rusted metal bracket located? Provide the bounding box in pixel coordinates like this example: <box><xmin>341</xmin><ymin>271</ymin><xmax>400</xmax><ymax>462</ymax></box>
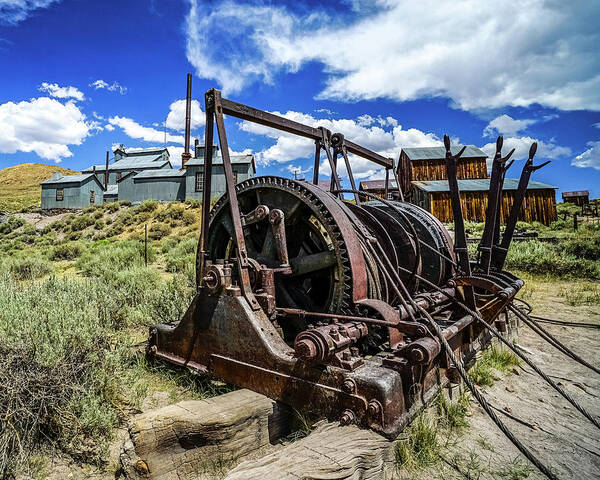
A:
<box><xmin>199</xmin><ymin>89</ymin><xmax>261</xmax><ymax>311</ymax></box>
<box><xmin>477</xmin><ymin>136</ymin><xmax>514</xmax><ymax>274</ymax></box>
<box><xmin>331</xmin><ymin>133</ymin><xmax>359</xmax><ymax>204</ymax></box>
<box><xmin>492</xmin><ymin>142</ymin><xmax>549</xmax><ymax>271</ymax></box>
<box><xmin>442</xmin><ymin>134</ymin><xmax>476</xmax><ymax>310</ymax></box>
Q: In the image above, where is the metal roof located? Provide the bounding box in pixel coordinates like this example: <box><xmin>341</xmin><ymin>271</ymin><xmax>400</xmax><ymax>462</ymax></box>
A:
<box><xmin>41</xmin><ymin>173</ymin><xmax>96</xmax><ymax>185</ymax></box>
<box><xmin>402</xmin><ymin>145</ymin><xmax>487</xmax><ymax>161</ymax></box>
<box><xmin>83</xmin><ymin>158</ymin><xmax>170</xmax><ymax>172</ymax></box>
<box><xmin>185</xmin><ymin>154</ymin><xmax>255</xmax><ymax>168</ymax></box>
<box><xmin>412</xmin><ymin>178</ymin><xmax>557</xmax><ymax>192</ymax></box>
<box><xmin>359</xmin><ymin>179</ymin><xmax>398</xmax><ymax>190</ymax></box>
<box><xmin>104</xmin><ymin>184</ymin><xmax>118</xmax><ymax>196</ymax></box>
<box><xmin>115</xmin><ymin>147</ymin><xmax>168</xmax><ymax>157</ymax></box>
<box><xmin>133</xmin><ymin>169</ymin><xmax>186</xmax><ymax>180</ymax></box>
<box><xmin>562</xmin><ymin>190</ymin><xmax>589</xmax><ymax>197</ymax></box>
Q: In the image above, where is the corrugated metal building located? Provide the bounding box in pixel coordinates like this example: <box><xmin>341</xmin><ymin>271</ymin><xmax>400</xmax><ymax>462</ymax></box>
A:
<box><xmin>400</xmin><ymin>145</ymin><xmax>489</xmax><ymax>183</ymax></box>
<box><xmin>39</xmin><ymin>143</ymin><xmax>256</xmax><ymax>209</ymax></box>
<box><xmin>184</xmin><ymin>145</ymin><xmax>256</xmax><ymax>201</ymax></box>
<box><xmin>412</xmin><ymin>178</ymin><xmax>557</xmax><ymax>225</ymax></box>
<box><xmin>41</xmin><ymin>173</ymin><xmax>105</xmax><ymax>210</ymax></box>
<box><xmin>83</xmin><ymin>148</ymin><xmax>171</xmax><ymax>185</ymax></box>
<box><xmin>118</xmin><ymin>169</ymin><xmax>186</xmax><ymax>203</ymax></box>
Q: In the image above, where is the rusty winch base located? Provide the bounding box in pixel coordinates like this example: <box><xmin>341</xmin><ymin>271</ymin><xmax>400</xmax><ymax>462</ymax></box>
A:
<box><xmin>149</xmin><ymin>283</ymin><xmax>517</xmax><ymax>439</ymax></box>
<box><xmin>147</xmin><ymin>89</ymin><xmax>531</xmax><ymax>441</ymax></box>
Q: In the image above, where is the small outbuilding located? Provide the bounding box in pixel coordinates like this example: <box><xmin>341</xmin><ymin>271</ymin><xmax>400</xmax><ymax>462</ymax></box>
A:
<box><xmin>41</xmin><ymin>172</ymin><xmax>105</xmax><ymax>210</ymax></box>
<box><xmin>411</xmin><ymin>178</ymin><xmax>557</xmax><ymax>225</ymax></box>
<box><xmin>561</xmin><ymin>190</ymin><xmax>589</xmax><ymax>206</ymax></box>
<box><xmin>399</xmin><ymin>145</ymin><xmax>489</xmax><ymax>182</ymax></box>
<box><xmin>358</xmin><ymin>179</ymin><xmax>401</xmax><ymax>200</ymax></box>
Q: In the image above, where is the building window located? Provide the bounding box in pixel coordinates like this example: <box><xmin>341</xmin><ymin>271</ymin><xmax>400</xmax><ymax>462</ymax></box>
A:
<box><xmin>116</xmin><ymin>172</ymin><xmax>122</xmax><ymax>181</ymax></box>
<box><xmin>56</xmin><ymin>188</ymin><xmax>64</xmax><ymax>201</ymax></box>
<box><xmin>386</xmin><ymin>192</ymin><xmax>394</xmax><ymax>200</ymax></box>
<box><xmin>195</xmin><ymin>172</ymin><xmax>204</xmax><ymax>192</ymax></box>
<box><xmin>89</xmin><ymin>190</ymin><xmax>95</xmax><ymax>204</ymax></box>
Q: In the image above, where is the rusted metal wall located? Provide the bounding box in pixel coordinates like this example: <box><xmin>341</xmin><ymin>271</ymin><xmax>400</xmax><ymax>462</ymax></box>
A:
<box><xmin>423</xmin><ymin>189</ymin><xmax>557</xmax><ymax>225</ymax></box>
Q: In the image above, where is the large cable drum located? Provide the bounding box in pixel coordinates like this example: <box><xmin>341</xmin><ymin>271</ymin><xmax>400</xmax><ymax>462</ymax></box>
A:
<box><xmin>362</xmin><ymin>201</ymin><xmax>455</xmax><ymax>288</ymax></box>
<box><xmin>206</xmin><ymin>177</ymin><xmax>455</xmax><ymax>317</ymax></box>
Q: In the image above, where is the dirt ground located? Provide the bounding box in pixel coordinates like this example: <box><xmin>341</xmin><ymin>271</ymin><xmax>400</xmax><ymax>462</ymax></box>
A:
<box><xmin>408</xmin><ymin>275</ymin><xmax>600</xmax><ymax>480</ymax></box>
<box><xmin>37</xmin><ymin>275</ymin><xmax>600</xmax><ymax>480</ymax></box>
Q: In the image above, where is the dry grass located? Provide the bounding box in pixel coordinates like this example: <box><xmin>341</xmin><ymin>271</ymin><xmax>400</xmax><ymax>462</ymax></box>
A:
<box><xmin>0</xmin><ymin>163</ymin><xmax>78</xmax><ymax>213</ymax></box>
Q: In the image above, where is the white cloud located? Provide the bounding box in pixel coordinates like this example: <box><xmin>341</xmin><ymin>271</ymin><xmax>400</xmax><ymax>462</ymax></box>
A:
<box><xmin>185</xmin><ymin>1</ymin><xmax>600</xmax><ymax>111</ymax></box>
<box><xmin>90</xmin><ymin>79</ymin><xmax>127</xmax><ymax>95</ymax></box>
<box><xmin>240</xmin><ymin>110</ymin><xmax>441</xmax><ymax>178</ymax></box>
<box><xmin>480</xmin><ymin>136</ymin><xmax>571</xmax><ymax>169</ymax></box>
<box><xmin>104</xmin><ymin>124</ymin><xmax>114</xmax><ymax>131</ymax></box>
<box><xmin>483</xmin><ymin>114</ymin><xmax>536</xmax><ymax>137</ymax></box>
<box><xmin>0</xmin><ymin>0</ymin><xmax>59</xmax><ymax>25</ymax></box>
<box><xmin>108</xmin><ymin>116</ymin><xmax>184</xmax><ymax>144</ymax></box>
<box><xmin>572</xmin><ymin>141</ymin><xmax>600</xmax><ymax>171</ymax></box>
<box><xmin>0</xmin><ymin>96</ymin><xmax>92</xmax><ymax>161</ymax></box>
<box><xmin>39</xmin><ymin>82</ymin><xmax>85</xmax><ymax>101</ymax></box>
<box><xmin>165</xmin><ymin>99</ymin><xmax>205</xmax><ymax>131</ymax></box>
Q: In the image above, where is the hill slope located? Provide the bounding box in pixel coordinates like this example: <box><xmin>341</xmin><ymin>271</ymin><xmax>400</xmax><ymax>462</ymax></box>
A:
<box><xmin>0</xmin><ymin>163</ymin><xmax>79</xmax><ymax>213</ymax></box>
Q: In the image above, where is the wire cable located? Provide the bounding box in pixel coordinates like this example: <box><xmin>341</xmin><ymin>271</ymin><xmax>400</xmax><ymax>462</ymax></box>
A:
<box><xmin>509</xmin><ymin>304</ymin><xmax>600</xmax><ymax>376</ymax></box>
<box><xmin>393</xmin><ymin>263</ymin><xmax>600</xmax><ymax>431</ymax></box>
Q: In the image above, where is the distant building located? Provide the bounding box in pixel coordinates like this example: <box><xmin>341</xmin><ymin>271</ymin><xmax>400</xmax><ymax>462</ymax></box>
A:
<box><xmin>399</xmin><ymin>145</ymin><xmax>489</xmax><ymax>183</ymax></box>
<box><xmin>359</xmin><ymin>179</ymin><xmax>401</xmax><ymax>200</ymax></box>
<box><xmin>562</xmin><ymin>190</ymin><xmax>589</xmax><ymax>206</ymax></box>
<box><xmin>184</xmin><ymin>144</ymin><xmax>256</xmax><ymax>201</ymax></box>
<box><xmin>82</xmin><ymin>147</ymin><xmax>171</xmax><ymax>185</ymax></box>
<box><xmin>40</xmin><ymin>144</ymin><xmax>256</xmax><ymax>210</ymax></box>
<box><xmin>411</xmin><ymin>178</ymin><xmax>558</xmax><ymax>225</ymax></box>
<box><xmin>41</xmin><ymin>172</ymin><xmax>105</xmax><ymax>210</ymax></box>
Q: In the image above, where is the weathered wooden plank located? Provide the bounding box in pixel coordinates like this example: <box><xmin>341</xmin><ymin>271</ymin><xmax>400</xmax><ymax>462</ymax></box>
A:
<box><xmin>120</xmin><ymin>389</ymin><xmax>291</xmax><ymax>480</ymax></box>
<box><xmin>225</xmin><ymin>422</ymin><xmax>396</xmax><ymax>480</ymax></box>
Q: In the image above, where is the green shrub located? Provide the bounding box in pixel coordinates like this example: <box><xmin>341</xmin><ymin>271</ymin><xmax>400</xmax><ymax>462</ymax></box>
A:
<box><xmin>136</xmin><ymin>199</ymin><xmax>158</xmax><ymax>213</ymax></box>
<box><xmin>119</xmin><ymin>201</ymin><xmax>132</xmax><ymax>207</ymax></box>
<box><xmin>105</xmin><ymin>217</ymin><xmax>113</xmax><ymax>225</ymax></box>
<box><xmin>105</xmin><ymin>202</ymin><xmax>120</xmax><ymax>213</ymax></box>
<box><xmin>70</xmin><ymin>214</ymin><xmax>94</xmax><ymax>231</ymax></box>
<box><xmin>564</xmin><ymin>231</ymin><xmax>600</xmax><ymax>261</ymax></box>
<box><xmin>0</xmin><ymin>216</ymin><xmax>26</xmax><ymax>234</ymax></box>
<box><xmin>185</xmin><ymin>199</ymin><xmax>201</xmax><ymax>209</ymax></box>
<box><xmin>18</xmin><ymin>223</ymin><xmax>38</xmax><ymax>244</ymax></box>
<box><xmin>94</xmin><ymin>219</ymin><xmax>105</xmax><ymax>230</ymax></box>
<box><xmin>182</xmin><ymin>210</ymin><xmax>197</xmax><ymax>225</ymax></box>
<box><xmin>165</xmin><ymin>236</ymin><xmax>197</xmax><ymax>285</ymax></box>
<box><xmin>115</xmin><ymin>210</ymin><xmax>135</xmax><ymax>226</ymax></box>
<box><xmin>505</xmin><ymin>240</ymin><xmax>600</xmax><ymax>279</ymax></box>
<box><xmin>4</xmin><ymin>256</ymin><xmax>54</xmax><ymax>280</ymax></box>
<box><xmin>148</xmin><ymin>222</ymin><xmax>171</xmax><ymax>240</ymax></box>
<box><xmin>93</xmin><ymin>210</ymin><xmax>104</xmax><ymax>219</ymax></box>
<box><xmin>51</xmin><ymin>220</ymin><xmax>66</xmax><ymax>231</ymax></box>
<box><xmin>51</xmin><ymin>242</ymin><xmax>84</xmax><ymax>261</ymax></box>
<box><xmin>76</xmin><ymin>240</ymin><xmax>156</xmax><ymax>277</ymax></box>
<box><xmin>66</xmin><ymin>231</ymin><xmax>82</xmax><ymax>241</ymax></box>
<box><xmin>155</xmin><ymin>204</ymin><xmax>185</xmax><ymax>223</ymax></box>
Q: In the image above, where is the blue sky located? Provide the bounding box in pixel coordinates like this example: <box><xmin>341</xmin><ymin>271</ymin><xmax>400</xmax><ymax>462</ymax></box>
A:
<box><xmin>1</xmin><ymin>0</ymin><xmax>599</xmax><ymax>199</ymax></box>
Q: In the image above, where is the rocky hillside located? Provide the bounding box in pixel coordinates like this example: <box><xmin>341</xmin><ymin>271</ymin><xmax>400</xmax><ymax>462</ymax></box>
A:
<box><xmin>0</xmin><ymin>163</ymin><xmax>78</xmax><ymax>213</ymax></box>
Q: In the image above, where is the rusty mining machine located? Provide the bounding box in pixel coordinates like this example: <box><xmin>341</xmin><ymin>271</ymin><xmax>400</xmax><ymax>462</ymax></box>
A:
<box><xmin>148</xmin><ymin>88</ymin><xmax>547</xmax><ymax>440</ymax></box>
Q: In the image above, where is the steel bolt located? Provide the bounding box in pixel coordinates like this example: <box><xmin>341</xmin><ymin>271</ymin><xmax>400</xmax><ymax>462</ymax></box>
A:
<box><xmin>367</xmin><ymin>400</ymin><xmax>382</xmax><ymax>417</ymax></box>
<box><xmin>339</xmin><ymin>409</ymin><xmax>355</xmax><ymax>426</ymax></box>
<box><xmin>342</xmin><ymin>379</ymin><xmax>355</xmax><ymax>393</ymax></box>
